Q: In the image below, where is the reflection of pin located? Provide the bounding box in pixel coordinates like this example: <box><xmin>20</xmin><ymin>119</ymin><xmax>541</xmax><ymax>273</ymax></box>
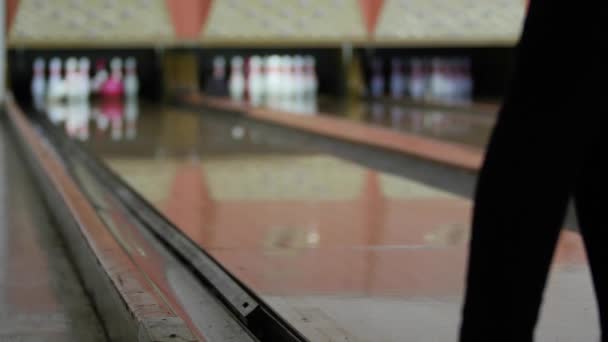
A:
<box><xmin>124</xmin><ymin>98</ymin><xmax>139</xmax><ymax>140</ymax></box>
<box><xmin>47</xmin><ymin>101</ymin><xmax>66</xmax><ymax>124</ymax></box>
<box><xmin>390</xmin><ymin>106</ymin><xmax>405</xmax><ymax>127</ymax></box>
<box><xmin>370</xmin><ymin>102</ymin><xmax>384</xmax><ymax>123</ymax></box>
<box><xmin>92</xmin><ymin>105</ymin><xmax>108</xmax><ymax>132</ymax></box>
<box><xmin>100</xmin><ymin>97</ymin><xmax>123</xmax><ymax>140</ymax></box>
<box><xmin>410</xmin><ymin>110</ymin><xmax>424</xmax><ymax>132</ymax></box>
<box><xmin>65</xmin><ymin>100</ymin><xmax>91</xmax><ymax>141</ymax></box>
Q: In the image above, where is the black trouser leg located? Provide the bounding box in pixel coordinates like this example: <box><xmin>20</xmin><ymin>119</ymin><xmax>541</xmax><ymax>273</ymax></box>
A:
<box><xmin>458</xmin><ymin>0</ymin><xmax>591</xmax><ymax>339</ymax></box>
<box><xmin>459</xmin><ymin>113</ymin><xmax>571</xmax><ymax>341</ymax></box>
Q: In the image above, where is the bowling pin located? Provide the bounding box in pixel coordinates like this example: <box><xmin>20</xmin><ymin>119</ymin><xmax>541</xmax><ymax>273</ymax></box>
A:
<box><xmin>370</xmin><ymin>58</ymin><xmax>384</xmax><ymax>99</ymax></box>
<box><xmin>31</xmin><ymin>58</ymin><xmax>46</xmax><ymax>111</ymax></box>
<box><xmin>64</xmin><ymin>57</ymin><xmax>79</xmax><ymax>99</ymax></box>
<box><xmin>205</xmin><ymin>56</ymin><xmax>228</xmax><ymax>96</ymax></box>
<box><xmin>409</xmin><ymin>59</ymin><xmax>426</xmax><ymax>100</ymax></box>
<box><xmin>101</xmin><ymin>57</ymin><xmax>124</xmax><ymax>98</ymax></box>
<box><xmin>280</xmin><ymin>55</ymin><xmax>294</xmax><ymax>97</ymax></box>
<box><xmin>429</xmin><ymin>58</ymin><xmax>442</xmax><ymax>101</ymax></box>
<box><xmin>303</xmin><ymin>55</ymin><xmax>318</xmax><ymax>97</ymax></box>
<box><xmin>390</xmin><ymin>58</ymin><xmax>406</xmax><ymax>100</ymax></box>
<box><xmin>213</xmin><ymin>56</ymin><xmax>226</xmax><ymax>80</ymax></box>
<box><xmin>229</xmin><ymin>56</ymin><xmax>245</xmax><ymax>101</ymax></box>
<box><xmin>124</xmin><ymin>57</ymin><xmax>139</xmax><ymax>98</ymax></box>
<box><xmin>91</xmin><ymin>59</ymin><xmax>108</xmax><ymax>94</ymax></box>
<box><xmin>78</xmin><ymin>57</ymin><xmax>91</xmax><ymax>99</ymax></box>
<box><xmin>265</xmin><ymin>55</ymin><xmax>281</xmax><ymax>99</ymax></box>
<box><xmin>461</xmin><ymin>58</ymin><xmax>473</xmax><ymax>101</ymax></box>
<box><xmin>47</xmin><ymin>57</ymin><xmax>66</xmax><ymax>102</ymax></box>
<box><xmin>247</xmin><ymin>55</ymin><xmax>264</xmax><ymax>105</ymax></box>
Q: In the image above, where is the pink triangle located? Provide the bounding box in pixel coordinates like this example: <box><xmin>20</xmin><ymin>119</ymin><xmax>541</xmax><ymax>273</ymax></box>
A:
<box><xmin>359</xmin><ymin>0</ymin><xmax>385</xmax><ymax>36</ymax></box>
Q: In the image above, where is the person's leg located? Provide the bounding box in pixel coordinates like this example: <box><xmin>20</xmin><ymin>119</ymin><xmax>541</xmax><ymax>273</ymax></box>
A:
<box><xmin>573</xmin><ymin>144</ymin><xmax>608</xmax><ymax>342</ymax></box>
<box><xmin>459</xmin><ymin>120</ymin><xmax>572</xmax><ymax>341</ymax></box>
<box><xmin>459</xmin><ymin>1</ymin><xmax>582</xmax><ymax>340</ymax></box>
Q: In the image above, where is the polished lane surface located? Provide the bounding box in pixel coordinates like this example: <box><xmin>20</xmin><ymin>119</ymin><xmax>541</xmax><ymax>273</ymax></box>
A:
<box><xmin>317</xmin><ymin>98</ymin><xmax>495</xmax><ymax>149</ymax></box>
<box><xmin>0</xmin><ymin>121</ymin><xmax>107</xmax><ymax>341</ymax></box>
<box><xmin>244</xmin><ymin>95</ymin><xmax>496</xmax><ymax>149</ymax></box>
<box><xmin>55</xmin><ymin>101</ymin><xmax>597</xmax><ymax>341</ymax></box>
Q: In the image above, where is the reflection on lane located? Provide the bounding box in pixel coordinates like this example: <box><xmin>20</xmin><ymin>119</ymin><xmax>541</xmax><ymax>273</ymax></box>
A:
<box><xmin>44</xmin><ymin>98</ymin><xmax>139</xmax><ymax>142</ymax></box>
<box><xmin>318</xmin><ymin>98</ymin><xmax>496</xmax><ymax>148</ymax></box>
<box><xmin>74</xmin><ymin>104</ymin><xmax>593</xmax><ymax>342</ymax></box>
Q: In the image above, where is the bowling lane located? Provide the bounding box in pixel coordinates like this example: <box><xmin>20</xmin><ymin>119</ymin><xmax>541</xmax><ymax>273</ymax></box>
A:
<box><xmin>60</xmin><ymin>101</ymin><xmax>596</xmax><ymax>341</ymax></box>
<box><xmin>250</xmin><ymin>94</ymin><xmax>495</xmax><ymax>149</ymax></box>
<box><xmin>316</xmin><ymin>97</ymin><xmax>496</xmax><ymax>149</ymax></box>
<box><xmin>0</xmin><ymin>121</ymin><xmax>107</xmax><ymax>341</ymax></box>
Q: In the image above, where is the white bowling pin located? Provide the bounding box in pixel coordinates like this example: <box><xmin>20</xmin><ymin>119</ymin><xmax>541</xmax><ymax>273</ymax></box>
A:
<box><xmin>280</xmin><ymin>55</ymin><xmax>294</xmax><ymax>97</ymax></box>
<box><xmin>370</xmin><ymin>58</ymin><xmax>384</xmax><ymax>98</ymax></box>
<box><xmin>213</xmin><ymin>56</ymin><xmax>226</xmax><ymax>79</ymax></box>
<box><xmin>78</xmin><ymin>57</ymin><xmax>91</xmax><ymax>99</ymax></box>
<box><xmin>247</xmin><ymin>55</ymin><xmax>264</xmax><ymax>105</ymax></box>
<box><xmin>390</xmin><ymin>58</ymin><xmax>406</xmax><ymax>99</ymax></box>
<box><xmin>292</xmin><ymin>55</ymin><xmax>305</xmax><ymax>97</ymax></box>
<box><xmin>65</xmin><ymin>57</ymin><xmax>79</xmax><ymax>99</ymax></box>
<box><xmin>265</xmin><ymin>55</ymin><xmax>281</xmax><ymax>99</ymax></box>
<box><xmin>31</xmin><ymin>58</ymin><xmax>46</xmax><ymax>110</ymax></box>
<box><xmin>110</xmin><ymin>57</ymin><xmax>123</xmax><ymax>80</ymax></box>
<box><xmin>47</xmin><ymin>58</ymin><xmax>66</xmax><ymax>102</ymax></box>
<box><xmin>124</xmin><ymin>57</ymin><xmax>139</xmax><ymax>98</ymax></box>
<box><xmin>91</xmin><ymin>59</ymin><xmax>109</xmax><ymax>94</ymax></box>
<box><xmin>303</xmin><ymin>55</ymin><xmax>317</xmax><ymax>97</ymax></box>
<box><xmin>229</xmin><ymin>56</ymin><xmax>245</xmax><ymax>101</ymax></box>
<box><xmin>461</xmin><ymin>58</ymin><xmax>473</xmax><ymax>101</ymax></box>
<box><xmin>409</xmin><ymin>59</ymin><xmax>426</xmax><ymax>100</ymax></box>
